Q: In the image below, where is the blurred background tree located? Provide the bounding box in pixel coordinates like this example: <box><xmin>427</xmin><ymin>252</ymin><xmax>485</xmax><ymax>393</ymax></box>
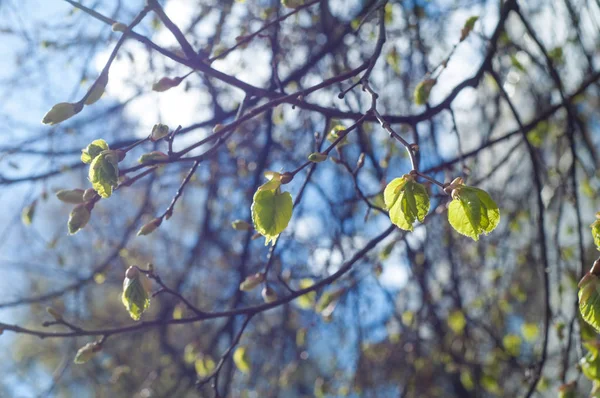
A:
<box><xmin>0</xmin><ymin>0</ymin><xmax>599</xmax><ymax>397</ymax></box>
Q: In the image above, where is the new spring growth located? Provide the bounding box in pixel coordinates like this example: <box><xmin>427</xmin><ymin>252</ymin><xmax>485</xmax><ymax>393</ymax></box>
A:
<box><xmin>231</xmin><ymin>220</ymin><xmax>252</xmax><ymax>231</ymax></box>
<box><xmin>138</xmin><ymin>151</ymin><xmax>169</xmax><ymax>164</ymax></box>
<box><xmin>239</xmin><ymin>273</ymin><xmax>265</xmax><ymax>291</ymax></box>
<box><xmin>308</xmin><ymin>152</ymin><xmax>328</xmax><ymax>163</ymax></box>
<box><xmin>122</xmin><ymin>266</ymin><xmax>152</xmax><ymax>320</ymax></box>
<box><xmin>56</xmin><ymin>189</ymin><xmax>86</xmax><ymax>204</ymax></box>
<box><xmin>84</xmin><ymin>72</ymin><xmax>108</xmax><ymax>105</ymax></box>
<box><xmin>151</xmin><ymin>123</ymin><xmax>170</xmax><ymax>142</ymax></box>
<box><xmin>413</xmin><ymin>78</ymin><xmax>436</xmax><ymax>105</ymax></box>
<box><xmin>74</xmin><ymin>341</ymin><xmax>102</xmax><ymax>364</ymax></box>
<box><xmin>41</xmin><ymin>102</ymin><xmax>83</xmax><ymax>125</ymax></box>
<box><xmin>460</xmin><ymin>16</ymin><xmax>479</xmax><ymax>41</ymax></box>
<box><xmin>68</xmin><ymin>203</ymin><xmax>93</xmax><ymax>235</ymax></box>
<box><xmin>262</xmin><ymin>286</ymin><xmax>278</xmax><ymax>303</ymax></box>
<box><xmin>137</xmin><ymin>218</ymin><xmax>162</xmax><ymax>236</ymax></box>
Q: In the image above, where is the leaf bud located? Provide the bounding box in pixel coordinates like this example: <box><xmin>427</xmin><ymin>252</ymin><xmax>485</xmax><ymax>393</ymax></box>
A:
<box><xmin>56</xmin><ymin>189</ymin><xmax>86</xmax><ymax>204</ymax></box>
<box><xmin>262</xmin><ymin>286</ymin><xmax>278</xmax><ymax>303</ymax></box>
<box><xmin>308</xmin><ymin>152</ymin><xmax>328</xmax><ymax>163</ymax></box>
<box><xmin>42</xmin><ymin>102</ymin><xmax>83</xmax><ymax>125</ymax></box>
<box><xmin>137</xmin><ymin>218</ymin><xmax>162</xmax><ymax>236</ymax></box>
<box><xmin>239</xmin><ymin>272</ymin><xmax>265</xmax><ymax>291</ymax></box>
<box><xmin>151</xmin><ymin>123</ymin><xmax>170</xmax><ymax>141</ymax></box>
<box><xmin>68</xmin><ymin>204</ymin><xmax>91</xmax><ymax>235</ymax></box>
<box><xmin>231</xmin><ymin>220</ymin><xmax>252</xmax><ymax>231</ymax></box>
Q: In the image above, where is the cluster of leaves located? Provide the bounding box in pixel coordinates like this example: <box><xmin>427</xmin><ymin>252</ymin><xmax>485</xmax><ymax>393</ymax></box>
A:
<box><xmin>383</xmin><ymin>175</ymin><xmax>500</xmax><ymax>241</ymax></box>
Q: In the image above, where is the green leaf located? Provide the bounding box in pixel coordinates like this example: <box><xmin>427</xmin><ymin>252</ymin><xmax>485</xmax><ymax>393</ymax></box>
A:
<box><xmin>295</xmin><ymin>278</ymin><xmax>316</xmax><ymax>309</ymax></box>
<box><xmin>460</xmin><ymin>16</ymin><xmax>478</xmax><ymax>41</ymax></box>
<box><xmin>502</xmin><ymin>334</ymin><xmax>522</xmax><ymax>356</ymax></box>
<box><xmin>581</xmin><ymin>344</ymin><xmax>600</xmax><ymax>382</ymax></box>
<box><xmin>447</xmin><ymin>310</ymin><xmax>466</xmax><ymax>334</ymax></box>
<box><xmin>89</xmin><ymin>150</ymin><xmax>119</xmax><ymax>198</ymax></box>
<box><xmin>579</xmin><ymin>273</ymin><xmax>600</xmax><ymax>333</ymax></box>
<box><xmin>521</xmin><ymin>323</ymin><xmax>539</xmax><ymax>342</ymax></box>
<box><xmin>194</xmin><ymin>354</ymin><xmax>215</xmax><ymax>377</ymax></box>
<box><xmin>233</xmin><ymin>346</ymin><xmax>250</xmax><ymax>374</ymax></box>
<box><xmin>122</xmin><ymin>269</ymin><xmax>151</xmax><ymax>321</ymax></box>
<box><xmin>591</xmin><ymin>214</ymin><xmax>600</xmax><ymax>251</ymax></box>
<box><xmin>413</xmin><ymin>79</ymin><xmax>436</xmax><ymax>105</ymax></box>
<box><xmin>81</xmin><ymin>139</ymin><xmax>109</xmax><ymax>164</ymax></box>
<box><xmin>251</xmin><ymin>188</ymin><xmax>293</xmax><ymax>245</ymax></box>
<box><xmin>21</xmin><ymin>201</ymin><xmax>36</xmax><ymax>226</ymax></box>
<box><xmin>327</xmin><ymin>124</ymin><xmax>349</xmax><ymax>146</ymax></box>
<box><xmin>384</xmin><ymin>176</ymin><xmax>430</xmax><ymax>231</ymax></box>
<box><xmin>448</xmin><ymin>185</ymin><xmax>500</xmax><ymax>240</ymax></box>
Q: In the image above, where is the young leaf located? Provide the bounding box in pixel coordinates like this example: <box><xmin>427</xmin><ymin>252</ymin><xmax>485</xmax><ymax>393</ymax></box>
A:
<box><xmin>384</xmin><ymin>175</ymin><xmax>430</xmax><ymax>231</ymax></box>
<box><xmin>580</xmin><ymin>342</ymin><xmax>600</xmax><ymax>381</ymax></box>
<box><xmin>233</xmin><ymin>346</ymin><xmax>251</xmax><ymax>374</ymax></box>
<box><xmin>122</xmin><ymin>267</ymin><xmax>151</xmax><ymax>321</ymax></box>
<box><xmin>327</xmin><ymin>124</ymin><xmax>349</xmax><ymax>146</ymax></box>
<box><xmin>591</xmin><ymin>213</ymin><xmax>600</xmax><ymax>251</ymax></box>
<box><xmin>21</xmin><ymin>201</ymin><xmax>36</xmax><ymax>226</ymax></box>
<box><xmin>413</xmin><ymin>79</ymin><xmax>436</xmax><ymax>105</ymax></box>
<box><xmin>251</xmin><ymin>188</ymin><xmax>293</xmax><ymax>245</ymax></box>
<box><xmin>81</xmin><ymin>139</ymin><xmax>109</xmax><ymax>164</ymax></box>
<box><xmin>447</xmin><ymin>184</ymin><xmax>500</xmax><ymax>240</ymax></box>
<box><xmin>579</xmin><ymin>273</ymin><xmax>600</xmax><ymax>333</ymax></box>
<box><xmin>194</xmin><ymin>354</ymin><xmax>215</xmax><ymax>377</ymax></box>
<box><xmin>460</xmin><ymin>16</ymin><xmax>478</xmax><ymax>41</ymax></box>
<box><xmin>295</xmin><ymin>278</ymin><xmax>316</xmax><ymax>309</ymax></box>
<box><xmin>89</xmin><ymin>150</ymin><xmax>119</xmax><ymax>198</ymax></box>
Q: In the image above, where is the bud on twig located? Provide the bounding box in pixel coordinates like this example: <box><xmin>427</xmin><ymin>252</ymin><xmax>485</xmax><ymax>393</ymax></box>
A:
<box><xmin>262</xmin><ymin>286</ymin><xmax>278</xmax><ymax>303</ymax></box>
<box><xmin>239</xmin><ymin>273</ymin><xmax>265</xmax><ymax>291</ymax></box>
<box><xmin>137</xmin><ymin>218</ymin><xmax>162</xmax><ymax>236</ymax></box>
<box><xmin>56</xmin><ymin>189</ymin><xmax>86</xmax><ymax>204</ymax></box>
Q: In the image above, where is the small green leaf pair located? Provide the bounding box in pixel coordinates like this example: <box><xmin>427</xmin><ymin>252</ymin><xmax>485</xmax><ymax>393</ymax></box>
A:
<box><xmin>384</xmin><ymin>175</ymin><xmax>500</xmax><ymax>241</ymax></box>
<box><xmin>81</xmin><ymin>139</ymin><xmax>122</xmax><ymax>198</ymax></box>
<box><xmin>251</xmin><ymin>171</ymin><xmax>293</xmax><ymax>245</ymax></box>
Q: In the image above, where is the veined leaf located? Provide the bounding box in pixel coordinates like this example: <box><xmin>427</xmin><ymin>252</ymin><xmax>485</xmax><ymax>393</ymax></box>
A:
<box><xmin>89</xmin><ymin>150</ymin><xmax>119</xmax><ymax>198</ymax></box>
<box><xmin>448</xmin><ymin>185</ymin><xmax>500</xmax><ymax>240</ymax></box>
<box><xmin>579</xmin><ymin>273</ymin><xmax>600</xmax><ymax>333</ymax></box>
<box><xmin>122</xmin><ymin>268</ymin><xmax>151</xmax><ymax>321</ymax></box>
<box><xmin>251</xmin><ymin>188</ymin><xmax>293</xmax><ymax>245</ymax></box>
<box><xmin>384</xmin><ymin>176</ymin><xmax>430</xmax><ymax>231</ymax></box>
